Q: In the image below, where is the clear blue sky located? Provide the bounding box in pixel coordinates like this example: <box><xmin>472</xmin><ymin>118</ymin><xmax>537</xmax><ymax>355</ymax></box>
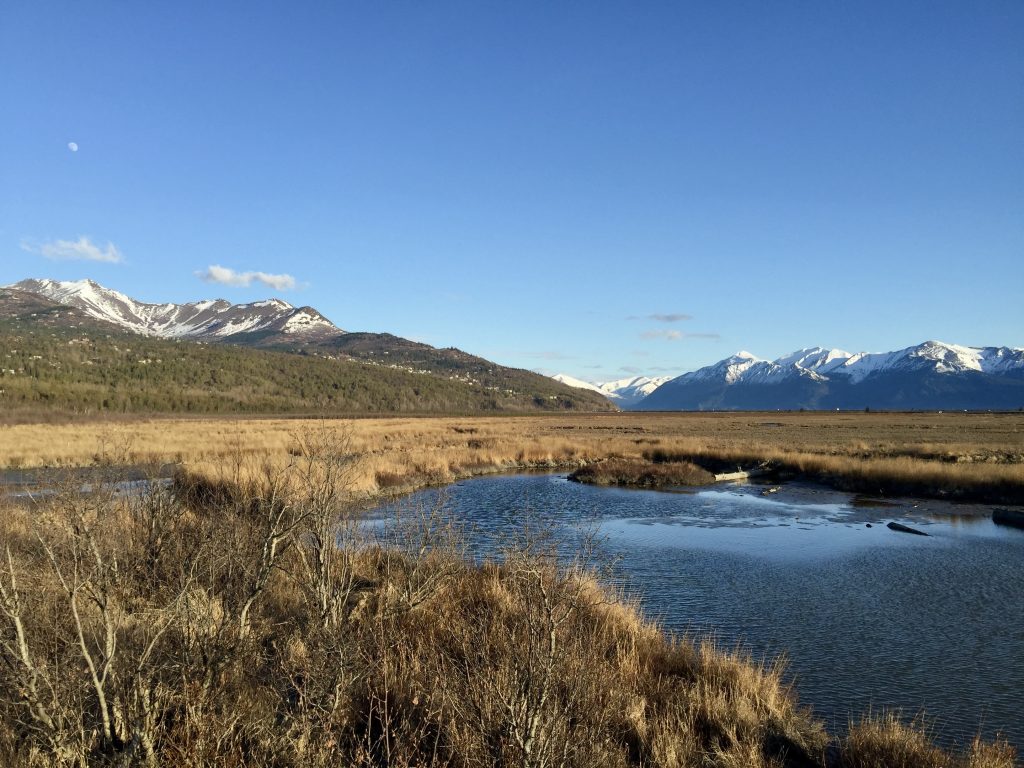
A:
<box><xmin>2</xmin><ymin>1</ymin><xmax>1021</xmax><ymax>381</ymax></box>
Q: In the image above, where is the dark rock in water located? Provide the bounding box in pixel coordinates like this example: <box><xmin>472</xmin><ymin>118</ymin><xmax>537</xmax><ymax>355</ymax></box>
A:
<box><xmin>887</xmin><ymin>521</ymin><xmax>929</xmax><ymax>536</ymax></box>
<box><xmin>992</xmin><ymin>508</ymin><xmax>1024</xmax><ymax>530</ymax></box>
<box><xmin>865</xmin><ymin>523</ymin><xmax>872</xmax><ymax>528</ymax></box>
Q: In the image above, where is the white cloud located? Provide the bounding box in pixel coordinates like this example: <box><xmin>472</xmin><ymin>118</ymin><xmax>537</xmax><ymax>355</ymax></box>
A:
<box><xmin>196</xmin><ymin>264</ymin><xmax>297</xmax><ymax>291</ymax></box>
<box><xmin>68</xmin><ymin>142</ymin><xmax>78</xmax><ymax>152</ymax></box>
<box><xmin>21</xmin><ymin>236</ymin><xmax>122</xmax><ymax>263</ymax></box>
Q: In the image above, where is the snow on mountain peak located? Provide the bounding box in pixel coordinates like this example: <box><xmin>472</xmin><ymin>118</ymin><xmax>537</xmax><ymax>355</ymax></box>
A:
<box><xmin>252</xmin><ymin>298</ymin><xmax>294</xmax><ymax>310</ymax></box>
<box><xmin>709</xmin><ymin>352</ymin><xmax>764</xmax><ymax>383</ymax></box>
<box><xmin>910</xmin><ymin>340</ymin><xmax>984</xmax><ymax>372</ymax></box>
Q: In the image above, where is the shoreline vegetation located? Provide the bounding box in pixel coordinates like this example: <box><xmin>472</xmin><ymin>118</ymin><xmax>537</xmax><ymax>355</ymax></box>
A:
<box><xmin>568</xmin><ymin>457</ymin><xmax>715</xmax><ymax>488</ymax></box>
<box><xmin>0</xmin><ymin>431</ymin><xmax>1018</xmax><ymax>767</ymax></box>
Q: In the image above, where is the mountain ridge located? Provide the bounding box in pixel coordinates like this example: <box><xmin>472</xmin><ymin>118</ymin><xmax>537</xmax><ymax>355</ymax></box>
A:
<box><xmin>0</xmin><ymin>279</ymin><xmax>616</xmax><ymax>415</ymax></box>
<box><xmin>10</xmin><ymin>278</ymin><xmax>341</xmax><ymax>345</ymax></box>
<box><xmin>555</xmin><ymin>342</ymin><xmax>1024</xmax><ymax>411</ymax></box>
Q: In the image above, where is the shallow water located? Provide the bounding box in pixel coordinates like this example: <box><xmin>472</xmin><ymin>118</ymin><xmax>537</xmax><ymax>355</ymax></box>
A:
<box><xmin>0</xmin><ymin>465</ymin><xmax>176</xmax><ymax>501</ymax></box>
<box><xmin>368</xmin><ymin>473</ymin><xmax>1024</xmax><ymax>748</ymax></box>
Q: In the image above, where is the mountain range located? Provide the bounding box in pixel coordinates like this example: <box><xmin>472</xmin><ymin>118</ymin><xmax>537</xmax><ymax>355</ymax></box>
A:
<box><xmin>7</xmin><ymin>279</ymin><xmax>1022</xmax><ymax>413</ymax></box>
<box><xmin>0</xmin><ymin>279</ymin><xmax>614</xmax><ymax>414</ymax></box>
<box><xmin>556</xmin><ymin>342</ymin><xmax>1024</xmax><ymax>411</ymax></box>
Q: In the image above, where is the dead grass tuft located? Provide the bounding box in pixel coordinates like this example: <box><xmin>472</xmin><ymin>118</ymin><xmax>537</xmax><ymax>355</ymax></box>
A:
<box><xmin>840</xmin><ymin>713</ymin><xmax>1018</xmax><ymax>768</ymax></box>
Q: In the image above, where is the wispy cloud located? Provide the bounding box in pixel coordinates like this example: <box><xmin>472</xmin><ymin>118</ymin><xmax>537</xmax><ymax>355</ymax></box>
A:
<box><xmin>523</xmin><ymin>350</ymin><xmax>575</xmax><ymax>361</ymax></box>
<box><xmin>619</xmin><ymin>366</ymin><xmax>643</xmax><ymax>374</ymax></box>
<box><xmin>21</xmin><ymin>236</ymin><xmax>123</xmax><ymax>263</ymax></box>
<box><xmin>196</xmin><ymin>265</ymin><xmax>297</xmax><ymax>291</ymax></box>
<box><xmin>640</xmin><ymin>330</ymin><xmax>720</xmax><ymax>341</ymax></box>
<box><xmin>641</xmin><ymin>329</ymin><xmax>683</xmax><ymax>340</ymax></box>
<box><xmin>650</xmin><ymin>312</ymin><xmax>692</xmax><ymax>323</ymax></box>
<box><xmin>627</xmin><ymin>312</ymin><xmax>693</xmax><ymax>323</ymax></box>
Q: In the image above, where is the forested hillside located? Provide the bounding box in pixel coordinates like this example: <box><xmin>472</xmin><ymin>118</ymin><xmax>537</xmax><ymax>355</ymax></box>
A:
<box><xmin>0</xmin><ymin>317</ymin><xmax>612</xmax><ymax>417</ymax></box>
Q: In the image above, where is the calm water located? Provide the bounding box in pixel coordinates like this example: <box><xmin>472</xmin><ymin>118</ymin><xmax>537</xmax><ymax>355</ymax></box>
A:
<box><xmin>368</xmin><ymin>473</ymin><xmax>1024</xmax><ymax>748</ymax></box>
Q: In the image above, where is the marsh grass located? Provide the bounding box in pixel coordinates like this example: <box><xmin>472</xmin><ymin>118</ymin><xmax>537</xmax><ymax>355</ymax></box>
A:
<box><xmin>1</xmin><ymin>412</ymin><xmax>1022</xmax><ymax>503</ymax></box>
<box><xmin>0</xmin><ymin>441</ymin><xmax>1017</xmax><ymax>767</ymax></box>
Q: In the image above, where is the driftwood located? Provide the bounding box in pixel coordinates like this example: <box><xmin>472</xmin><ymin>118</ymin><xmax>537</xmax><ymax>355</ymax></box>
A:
<box><xmin>713</xmin><ymin>465</ymin><xmax>772</xmax><ymax>482</ymax></box>
<box><xmin>886</xmin><ymin>521</ymin><xmax>929</xmax><ymax>536</ymax></box>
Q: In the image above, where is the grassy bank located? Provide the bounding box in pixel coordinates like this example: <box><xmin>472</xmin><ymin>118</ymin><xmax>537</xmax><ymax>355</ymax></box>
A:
<box><xmin>568</xmin><ymin>457</ymin><xmax>714</xmax><ymax>488</ymax></box>
<box><xmin>2</xmin><ymin>412</ymin><xmax>1022</xmax><ymax>504</ymax></box>
<box><xmin>0</xmin><ymin>459</ymin><xmax>1016</xmax><ymax>767</ymax></box>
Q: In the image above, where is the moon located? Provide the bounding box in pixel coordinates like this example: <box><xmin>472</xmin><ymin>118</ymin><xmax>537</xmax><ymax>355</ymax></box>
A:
<box><xmin>68</xmin><ymin>142</ymin><xmax>78</xmax><ymax>152</ymax></box>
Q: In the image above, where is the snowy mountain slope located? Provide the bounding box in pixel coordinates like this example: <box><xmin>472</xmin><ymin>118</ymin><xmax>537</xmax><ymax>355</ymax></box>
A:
<box><xmin>551</xmin><ymin>373</ymin><xmax>606</xmax><ymax>395</ymax></box>
<box><xmin>594</xmin><ymin>375</ymin><xmax>674</xmax><ymax>406</ymax></box>
<box><xmin>10</xmin><ymin>279</ymin><xmax>342</xmax><ymax>344</ymax></box>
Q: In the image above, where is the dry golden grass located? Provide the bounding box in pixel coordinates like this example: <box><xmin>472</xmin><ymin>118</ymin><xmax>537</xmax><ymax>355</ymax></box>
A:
<box><xmin>0</xmin><ymin>428</ymin><xmax>1019</xmax><ymax>766</ymax></box>
<box><xmin>2</xmin><ymin>411</ymin><xmax>1022</xmax><ymax>501</ymax></box>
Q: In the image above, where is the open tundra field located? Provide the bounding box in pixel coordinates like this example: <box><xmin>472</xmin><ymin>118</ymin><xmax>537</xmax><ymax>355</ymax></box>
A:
<box><xmin>2</xmin><ymin>411</ymin><xmax>1022</xmax><ymax>502</ymax></box>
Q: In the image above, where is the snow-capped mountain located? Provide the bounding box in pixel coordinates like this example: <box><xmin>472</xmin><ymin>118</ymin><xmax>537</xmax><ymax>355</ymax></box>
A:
<box><xmin>638</xmin><ymin>341</ymin><xmax>1024</xmax><ymax>411</ymax></box>
<box><xmin>552</xmin><ymin>373</ymin><xmax>674</xmax><ymax>407</ymax></box>
<box><xmin>9</xmin><ymin>279</ymin><xmax>342</xmax><ymax>344</ymax></box>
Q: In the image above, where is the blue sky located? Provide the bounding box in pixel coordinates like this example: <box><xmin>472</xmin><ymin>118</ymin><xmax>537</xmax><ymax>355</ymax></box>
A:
<box><xmin>2</xmin><ymin>1</ymin><xmax>1021</xmax><ymax>381</ymax></box>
